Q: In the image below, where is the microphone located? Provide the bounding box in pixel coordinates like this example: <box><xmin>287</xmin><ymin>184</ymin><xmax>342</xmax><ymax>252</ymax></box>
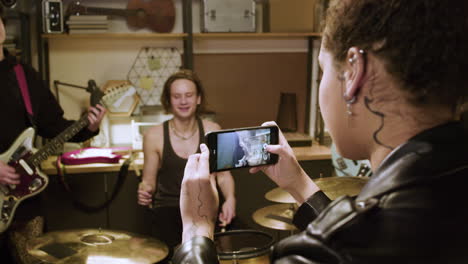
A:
<box><xmin>87</xmin><ymin>79</ymin><xmax>104</xmax><ymax>107</ymax></box>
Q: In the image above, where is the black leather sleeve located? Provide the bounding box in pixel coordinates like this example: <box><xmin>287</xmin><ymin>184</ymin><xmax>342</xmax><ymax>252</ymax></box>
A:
<box><xmin>293</xmin><ymin>191</ymin><xmax>331</xmax><ymax>230</ymax></box>
<box><xmin>271</xmin><ymin>231</ymin><xmax>341</xmax><ymax>264</ymax></box>
<box><xmin>172</xmin><ymin>236</ymin><xmax>219</xmax><ymax>264</ymax></box>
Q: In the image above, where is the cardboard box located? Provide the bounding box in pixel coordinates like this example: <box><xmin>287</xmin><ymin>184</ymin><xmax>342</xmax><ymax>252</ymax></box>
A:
<box><xmin>269</xmin><ymin>0</ymin><xmax>316</xmax><ymax>32</ymax></box>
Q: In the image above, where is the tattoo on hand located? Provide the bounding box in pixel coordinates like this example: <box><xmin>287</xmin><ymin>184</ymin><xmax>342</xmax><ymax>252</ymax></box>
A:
<box><xmin>196</xmin><ymin>180</ymin><xmax>214</xmax><ymax>238</ymax></box>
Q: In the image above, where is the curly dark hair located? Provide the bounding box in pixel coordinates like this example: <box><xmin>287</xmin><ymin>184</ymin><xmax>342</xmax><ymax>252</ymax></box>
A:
<box><xmin>160</xmin><ymin>69</ymin><xmax>207</xmax><ymax>114</ymax></box>
<box><xmin>324</xmin><ymin>0</ymin><xmax>468</xmax><ymax>109</ymax></box>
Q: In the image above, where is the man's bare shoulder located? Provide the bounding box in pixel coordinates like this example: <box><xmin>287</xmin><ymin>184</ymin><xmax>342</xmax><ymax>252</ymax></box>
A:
<box><xmin>144</xmin><ymin>123</ymin><xmax>164</xmax><ymax>138</ymax></box>
<box><xmin>202</xmin><ymin>119</ymin><xmax>222</xmax><ymax>133</ymax></box>
<box><xmin>143</xmin><ymin>123</ymin><xmax>164</xmax><ymax>150</ymax></box>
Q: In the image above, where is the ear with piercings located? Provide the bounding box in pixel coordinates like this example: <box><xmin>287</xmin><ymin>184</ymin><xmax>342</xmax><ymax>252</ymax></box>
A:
<box><xmin>348</xmin><ymin>49</ymin><xmax>364</xmax><ymax>64</ymax></box>
<box><xmin>343</xmin><ymin>49</ymin><xmax>365</xmax><ymax>115</ymax></box>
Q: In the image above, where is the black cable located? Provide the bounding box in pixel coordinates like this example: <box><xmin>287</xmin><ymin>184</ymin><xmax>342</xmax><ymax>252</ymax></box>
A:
<box><xmin>58</xmin><ymin>157</ymin><xmax>133</xmax><ymax>213</ymax></box>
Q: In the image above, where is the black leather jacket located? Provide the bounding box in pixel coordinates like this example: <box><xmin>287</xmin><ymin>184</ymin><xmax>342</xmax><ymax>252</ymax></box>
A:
<box><xmin>173</xmin><ymin>122</ymin><xmax>468</xmax><ymax>264</ymax></box>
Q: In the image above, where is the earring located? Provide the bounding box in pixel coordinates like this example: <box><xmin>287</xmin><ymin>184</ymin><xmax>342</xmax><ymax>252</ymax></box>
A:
<box><xmin>346</xmin><ymin>103</ymin><xmax>353</xmax><ymax>116</ymax></box>
<box><xmin>343</xmin><ymin>94</ymin><xmax>357</xmax><ymax>116</ymax></box>
<box><xmin>349</xmin><ymin>50</ymin><xmax>365</xmax><ymax>64</ymax></box>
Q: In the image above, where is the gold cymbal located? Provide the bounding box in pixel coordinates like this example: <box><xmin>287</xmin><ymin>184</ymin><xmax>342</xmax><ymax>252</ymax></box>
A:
<box><xmin>265</xmin><ymin>176</ymin><xmax>369</xmax><ymax>203</ymax></box>
<box><xmin>252</xmin><ymin>204</ymin><xmax>298</xmax><ymax>231</ymax></box>
<box><xmin>265</xmin><ymin>187</ymin><xmax>296</xmax><ymax>203</ymax></box>
<box><xmin>315</xmin><ymin>176</ymin><xmax>369</xmax><ymax>200</ymax></box>
<box><xmin>27</xmin><ymin>228</ymin><xmax>168</xmax><ymax>264</ymax></box>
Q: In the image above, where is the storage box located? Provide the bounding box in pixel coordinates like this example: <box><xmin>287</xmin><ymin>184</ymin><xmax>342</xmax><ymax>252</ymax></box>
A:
<box><xmin>269</xmin><ymin>0</ymin><xmax>316</xmax><ymax>32</ymax></box>
<box><xmin>201</xmin><ymin>0</ymin><xmax>256</xmax><ymax>33</ymax></box>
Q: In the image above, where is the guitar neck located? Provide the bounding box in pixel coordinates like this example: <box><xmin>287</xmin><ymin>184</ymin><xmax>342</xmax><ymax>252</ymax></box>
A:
<box><xmin>82</xmin><ymin>6</ymin><xmax>139</xmax><ymax>17</ymax></box>
<box><xmin>28</xmin><ymin>115</ymin><xmax>90</xmax><ymax>167</ymax></box>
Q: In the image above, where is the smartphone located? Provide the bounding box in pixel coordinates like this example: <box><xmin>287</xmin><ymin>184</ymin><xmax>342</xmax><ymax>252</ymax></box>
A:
<box><xmin>206</xmin><ymin>125</ymin><xmax>279</xmax><ymax>173</ymax></box>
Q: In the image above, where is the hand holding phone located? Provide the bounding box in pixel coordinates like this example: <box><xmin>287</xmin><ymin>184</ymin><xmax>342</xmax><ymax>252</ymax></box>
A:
<box><xmin>248</xmin><ymin>121</ymin><xmax>319</xmax><ymax>204</ymax></box>
<box><xmin>206</xmin><ymin>125</ymin><xmax>279</xmax><ymax>173</ymax></box>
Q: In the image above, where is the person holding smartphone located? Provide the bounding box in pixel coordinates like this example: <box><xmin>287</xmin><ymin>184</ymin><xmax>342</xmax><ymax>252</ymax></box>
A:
<box><xmin>136</xmin><ymin>69</ymin><xmax>236</xmax><ymax>256</ymax></box>
<box><xmin>173</xmin><ymin>0</ymin><xmax>468</xmax><ymax>263</ymax></box>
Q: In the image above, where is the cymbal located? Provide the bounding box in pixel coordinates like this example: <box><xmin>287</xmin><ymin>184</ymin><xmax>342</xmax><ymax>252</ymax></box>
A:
<box><xmin>315</xmin><ymin>176</ymin><xmax>369</xmax><ymax>200</ymax></box>
<box><xmin>265</xmin><ymin>176</ymin><xmax>369</xmax><ymax>203</ymax></box>
<box><xmin>252</xmin><ymin>204</ymin><xmax>298</xmax><ymax>231</ymax></box>
<box><xmin>27</xmin><ymin>228</ymin><xmax>168</xmax><ymax>264</ymax></box>
<box><xmin>265</xmin><ymin>188</ymin><xmax>296</xmax><ymax>203</ymax></box>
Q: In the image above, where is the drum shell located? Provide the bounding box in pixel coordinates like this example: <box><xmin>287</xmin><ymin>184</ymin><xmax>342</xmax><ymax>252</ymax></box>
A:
<box><xmin>215</xmin><ymin>229</ymin><xmax>274</xmax><ymax>264</ymax></box>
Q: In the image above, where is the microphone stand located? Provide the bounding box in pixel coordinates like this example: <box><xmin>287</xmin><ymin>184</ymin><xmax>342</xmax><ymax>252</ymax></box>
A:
<box><xmin>53</xmin><ymin>80</ymin><xmax>100</xmax><ymax>105</ymax></box>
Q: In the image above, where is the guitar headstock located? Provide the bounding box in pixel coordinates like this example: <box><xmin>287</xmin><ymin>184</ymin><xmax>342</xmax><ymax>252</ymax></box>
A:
<box><xmin>101</xmin><ymin>81</ymin><xmax>139</xmax><ymax>116</ymax></box>
<box><xmin>86</xmin><ymin>80</ymin><xmax>132</xmax><ymax>109</ymax></box>
<box><xmin>87</xmin><ymin>80</ymin><xmax>104</xmax><ymax>107</ymax></box>
<box><xmin>66</xmin><ymin>1</ymin><xmax>87</xmax><ymax>16</ymax></box>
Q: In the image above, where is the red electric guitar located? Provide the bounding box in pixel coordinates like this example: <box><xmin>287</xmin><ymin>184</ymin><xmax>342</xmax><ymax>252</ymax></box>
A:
<box><xmin>67</xmin><ymin>0</ymin><xmax>176</xmax><ymax>33</ymax></box>
<box><xmin>0</xmin><ymin>84</ymin><xmax>133</xmax><ymax>233</ymax></box>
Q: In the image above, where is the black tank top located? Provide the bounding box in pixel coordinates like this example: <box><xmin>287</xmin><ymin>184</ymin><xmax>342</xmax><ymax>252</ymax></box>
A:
<box><xmin>153</xmin><ymin>118</ymin><xmax>205</xmax><ymax>207</ymax></box>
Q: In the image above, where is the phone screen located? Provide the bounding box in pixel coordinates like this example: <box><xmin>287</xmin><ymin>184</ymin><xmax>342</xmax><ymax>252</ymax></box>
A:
<box><xmin>206</xmin><ymin>126</ymin><xmax>279</xmax><ymax>172</ymax></box>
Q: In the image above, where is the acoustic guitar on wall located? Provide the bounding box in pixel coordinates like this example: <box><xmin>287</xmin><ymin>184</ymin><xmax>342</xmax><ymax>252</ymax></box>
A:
<box><xmin>67</xmin><ymin>0</ymin><xmax>175</xmax><ymax>33</ymax></box>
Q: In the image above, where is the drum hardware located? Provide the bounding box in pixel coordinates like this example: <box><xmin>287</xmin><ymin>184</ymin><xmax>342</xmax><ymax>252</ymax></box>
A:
<box><xmin>265</xmin><ymin>176</ymin><xmax>369</xmax><ymax>203</ymax></box>
<box><xmin>214</xmin><ymin>229</ymin><xmax>275</xmax><ymax>264</ymax></box>
<box><xmin>27</xmin><ymin>228</ymin><xmax>168</xmax><ymax>264</ymax></box>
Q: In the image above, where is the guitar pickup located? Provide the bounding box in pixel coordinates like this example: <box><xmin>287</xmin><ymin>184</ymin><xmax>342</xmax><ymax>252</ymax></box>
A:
<box><xmin>10</xmin><ymin>146</ymin><xmax>27</xmax><ymax>162</ymax></box>
<box><xmin>19</xmin><ymin>159</ymin><xmax>34</xmax><ymax>176</ymax></box>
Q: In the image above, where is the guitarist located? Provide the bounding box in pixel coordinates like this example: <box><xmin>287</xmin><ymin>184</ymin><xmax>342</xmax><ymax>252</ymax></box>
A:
<box><xmin>0</xmin><ymin>7</ymin><xmax>106</xmax><ymax>264</ymax></box>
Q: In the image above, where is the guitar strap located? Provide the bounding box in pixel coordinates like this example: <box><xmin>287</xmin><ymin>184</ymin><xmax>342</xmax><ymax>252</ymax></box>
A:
<box><xmin>13</xmin><ymin>64</ymin><xmax>36</xmax><ymax>129</ymax></box>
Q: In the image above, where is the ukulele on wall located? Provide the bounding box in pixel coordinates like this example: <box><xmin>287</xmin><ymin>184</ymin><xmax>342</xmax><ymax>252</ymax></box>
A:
<box><xmin>67</xmin><ymin>0</ymin><xmax>176</xmax><ymax>33</ymax></box>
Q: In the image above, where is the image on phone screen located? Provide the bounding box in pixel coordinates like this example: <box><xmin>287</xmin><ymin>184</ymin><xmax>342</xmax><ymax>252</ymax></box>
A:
<box><xmin>207</xmin><ymin>126</ymin><xmax>278</xmax><ymax>172</ymax></box>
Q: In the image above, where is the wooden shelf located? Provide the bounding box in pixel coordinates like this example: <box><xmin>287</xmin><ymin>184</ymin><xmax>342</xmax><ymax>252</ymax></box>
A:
<box><xmin>41</xmin><ymin>32</ymin><xmax>321</xmax><ymax>40</ymax></box>
<box><xmin>41</xmin><ymin>33</ymin><xmax>188</xmax><ymax>39</ymax></box>
<box><xmin>194</xmin><ymin>32</ymin><xmax>322</xmax><ymax>39</ymax></box>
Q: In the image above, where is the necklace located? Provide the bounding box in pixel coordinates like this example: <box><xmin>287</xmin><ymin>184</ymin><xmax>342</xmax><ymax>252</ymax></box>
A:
<box><xmin>170</xmin><ymin>120</ymin><xmax>198</xmax><ymax>140</ymax></box>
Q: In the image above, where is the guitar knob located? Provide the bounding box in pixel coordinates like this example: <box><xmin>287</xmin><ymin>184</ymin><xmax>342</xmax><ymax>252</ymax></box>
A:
<box><xmin>29</xmin><ymin>178</ymin><xmax>43</xmax><ymax>192</ymax></box>
<box><xmin>2</xmin><ymin>213</ymin><xmax>8</xmax><ymax>221</ymax></box>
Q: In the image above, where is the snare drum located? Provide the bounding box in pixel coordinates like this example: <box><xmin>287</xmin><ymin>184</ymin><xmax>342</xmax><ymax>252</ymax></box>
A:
<box><xmin>214</xmin><ymin>229</ymin><xmax>275</xmax><ymax>264</ymax></box>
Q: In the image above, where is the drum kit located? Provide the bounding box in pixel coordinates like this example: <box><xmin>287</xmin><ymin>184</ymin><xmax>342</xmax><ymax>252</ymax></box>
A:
<box><xmin>25</xmin><ymin>146</ymin><xmax>370</xmax><ymax>264</ymax></box>
<box><xmin>252</xmin><ymin>176</ymin><xmax>370</xmax><ymax>232</ymax></box>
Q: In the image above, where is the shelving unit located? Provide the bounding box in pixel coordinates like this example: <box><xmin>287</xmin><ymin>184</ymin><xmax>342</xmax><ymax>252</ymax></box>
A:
<box><xmin>193</xmin><ymin>32</ymin><xmax>321</xmax><ymax>39</ymax></box>
<box><xmin>37</xmin><ymin>0</ymin><xmax>323</xmax><ymax>135</ymax></box>
<box><xmin>41</xmin><ymin>33</ymin><xmax>188</xmax><ymax>40</ymax></box>
<box><xmin>41</xmin><ymin>32</ymin><xmax>320</xmax><ymax>40</ymax></box>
